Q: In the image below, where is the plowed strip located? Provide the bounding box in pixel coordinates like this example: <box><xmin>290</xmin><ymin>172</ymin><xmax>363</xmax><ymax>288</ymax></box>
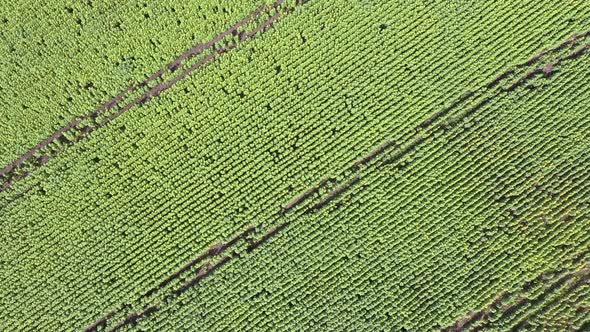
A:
<box><xmin>0</xmin><ymin>0</ymin><xmax>288</xmax><ymax>192</ymax></box>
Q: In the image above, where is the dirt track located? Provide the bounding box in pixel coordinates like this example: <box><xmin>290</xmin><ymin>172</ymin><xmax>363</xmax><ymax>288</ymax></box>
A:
<box><xmin>0</xmin><ymin>0</ymin><xmax>287</xmax><ymax>193</ymax></box>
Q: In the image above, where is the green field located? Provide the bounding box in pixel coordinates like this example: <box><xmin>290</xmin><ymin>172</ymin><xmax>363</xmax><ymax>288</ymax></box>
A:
<box><xmin>1</xmin><ymin>0</ymin><xmax>590</xmax><ymax>331</ymax></box>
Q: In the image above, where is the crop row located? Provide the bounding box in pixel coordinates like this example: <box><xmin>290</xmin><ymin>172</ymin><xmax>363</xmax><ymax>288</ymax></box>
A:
<box><xmin>18</xmin><ymin>3</ymin><xmax>428</xmax><ymax>326</ymax></box>
<box><xmin>84</xmin><ymin>226</ymin><xmax>255</xmax><ymax>331</ymax></box>
<box><xmin>443</xmin><ymin>256</ymin><xmax>590</xmax><ymax>331</ymax></box>
<box><xmin>138</xmin><ymin>29</ymin><xmax>590</xmax><ymax>329</ymax></box>
<box><xmin>3</xmin><ymin>1</ymin><xmax>590</xmax><ymax>330</ymax></box>
<box><xmin>87</xmin><ymin>217</ymin><xmax>304</xmax><ymax>331</ymax></box>
<box><xmin>275</xmin><ymin>30</ymin><xmax>590</xmax><ymax>219</ymax></box>
<box><xmin>1</xmin><ymin>1</ymin><xmax>292</xmax><ymax>165</ymax></box>
<box><xmin>204</xmin><ymin>100</ymin><xmax>590</xmax><ymax>329</ymax></box>
<box><xmin>0</xmin><ymin>0</ymin><xmax>294</xmax><ymax>193</ymax></box>
<box><xmin>81</xmin><ymin>31</ymin><xmax>590</xmax><ymax>329</ymax></box>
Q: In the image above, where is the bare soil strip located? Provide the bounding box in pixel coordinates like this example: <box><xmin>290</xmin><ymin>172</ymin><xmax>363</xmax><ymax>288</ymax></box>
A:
<box><xmin>142</xmin><ymin>225</ymin><xmax>255</xmax><ymax>299</ymax></box>
<box><xmin>443</xmin><ymin>251</ymin><xmax>590</xmax><ymax>332</ymax></box>
<box><xmin>82</xmin><ymin>27</ymin><xmax>590</xmax><ymax>332</ymax></box>
<box><xmin>277</xmin><ymin>32</ymin><xmax>590</xmax><ymax>218</ymax></box>
<box><xmin>84</xmin><ymin>226</ymin><xmax>256</xmax><ymax>332</ymax></box>
<box><xmin>309</xmin><ymin>175</ymin><xmax>360</xmax><ymax>211</ymax></box>
<box><xmin>507</xmin><ymin>267</ymin><xmax>590</xmax><ymax>331</ymax></box>
<box><xmin>0</xmin><ymin>0</ymin><xmax>287</xmax><ymax>193</ymax></box>
<box><xmin>247</xmin><ymin>222</ymin><xmax>290</xmax><ymax>252</ymax></box>
<box><xmin>81</xmin><ymin>1</ymin><xmax>302</xmax><ymax>330</ymax></box>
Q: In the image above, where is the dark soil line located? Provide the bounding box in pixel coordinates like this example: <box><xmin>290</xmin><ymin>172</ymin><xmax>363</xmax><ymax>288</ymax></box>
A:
<box><xmin>244</xmin><ymin>8</ymin><xmax>283</xmax><ymax>40</ymax></box>
<box><xmin>105</xmin><ymin>255</ymin><xmax>235</xmax><ymax>332</ymax></box>
<box><xmin>503</xmin><ymin>68</ymin><xmax>545</xmax><ymax>92</ymax></box>
<box><xmin>142</xmin><ymin>225</ymin><xmax>255</xmax><ymax>298</ymax></box>
<box><xmin>94</xmin><ymin>221</ymin><xmax>286</xmax><ymax>330</ymax></box>
<box><xmin>83</xmin><ymin>226</ymin><xmax>255</xmax><ymax>332</ymax></box>
<box><xmin>247</xmin><ymin>222</ymin><xmax>290</xmax><ymax>252</ymax></box>
<box><xmin>384</xmin><ymin>40</ymin><xmax>589</xmax><ymax>170</ymax></box>
<box><xmin>352</xmin><ymin>140</ymin><xmax>398</xmax><ymax>169</ymax></box>
<box><xmin>0</xmin><ymin>0</ymin><xmax>286</xmax><ymax>192</ymax></box>
<box><xmin>107</xmin><ymin>304</ymin><xmax>160</xmax><ymax>332</ymax></box>
<box><xmin>1</xmin><ymin>171</ymin><xmax>31</xmax><ymax>192</ymax></box>
<box><xmin>487</xmin><ymin>69</ymin><xmax>515</xmax><ymax>88</ymax></box>
<box><xmin>84</xmin><ymin>308</ymin><xmax>119</xmax><ymax>332</ymax></box>
<box><xmin>137</xmin><ymin>33</ymin><xmax>590</xmax><ymax>328</ymax></box>
<box><xmin>1</xmin><ymin>72</ymin><xmax>143</xmax><ymax>182</ymax></box>
<box><xmin>0</xmin><ymin>117</ymin><xmax>82</xmax><ymax>178</ymax></box>
<box><xmin>168</xmin><ymin>0</ymin><xmax>275</xmax><ymax>69</ymax></box>
<box><xmin>490</xmin><ymin>29</ymin><xmax>590</xmax><ymax>86</ymax></box>
<box><xmin>99</xmin><ymin>0</ymin><xmax>286</xmax><ymax>128</ymax></box>
<box><xmin>99</xmin><ymin>51</ymin><xmax>220</xmax><ymax>127</ymax></box>
<box><xmin>281</xmin><ymin>187</ymin><xmax>320</xmax><ymax>214</ymax></box>
<box><xmin>309</xmin><ymin>175</ymin><xmax>360</xmax><ymax>212</ymax></box>
<box><xmin>491</xmin><ymin>31</ymin><xmax>590</xmax><ymax>89</ymax></box>
<box><xmin>173</xmin><ymin>255</ymin><xmax>233</xmax><ymax>296</ymax></box>
<box><xmin>564</xmin><ymin>43</ymin><xmax>590</xmax><ymax>61</ymax></box>
<box><xmin>417</xmin><ymin>91</ymin><xmax>476</xmax><ymax>130</ymax></box>
<box><xmin>81</xmin><ymin>2</ymin><xmax>298</xmax><ymax>329</ymax></box>
<box><xmin>278</xmin><ymin>35</ymin><xmax>590</xmax><ymax>217</ymax></box>
<box><xmin>83</xmin><ymin>24</ymin><xmax>590</xmax><ymax>332</ymax></box>
<box><xmin>380</xmin><ymin>135</ymin><xmax>428</xmax><ymax>167</ymax></box>
<box><xmin>93</xmin><ymin>0</ymin><xmax>274</xmax><ymax>125</ymax></box>
<box><xmin>443</xmin><ymin>250</ymin><xmax>590</xmax><ymax>332</ymax></box>
<box><xmin>508</xmin><ymin>266</ymin><xmax>590</xmax><ymax>332</ymax></box>
<box><xmin>442</xmin><ymin>291</ymin><xmax>511</xmax><ymax>332</ymax></box>
<box><xmin>547</xmin><ymin>30</ymin><xmax>590</xmax><ymax>56</ymax></box>
<box><xmin>280</xmin><ymin>177</ymin><xmax>338</xmax><ymax>214</ymax></box>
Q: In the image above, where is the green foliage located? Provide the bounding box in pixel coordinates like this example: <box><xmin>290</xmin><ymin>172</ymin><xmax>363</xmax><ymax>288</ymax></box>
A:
<box><xmin>1</xmin><ymin>0</ymin><xmax>590</xmax><ymax>331</ymax></box>
<box><xmin>0</xmin><ymin>0</ymin><xmax>277</xmax><ymax>167</ymax></box>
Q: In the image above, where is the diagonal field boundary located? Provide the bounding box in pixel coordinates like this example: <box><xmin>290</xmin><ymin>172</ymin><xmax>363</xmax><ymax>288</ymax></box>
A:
<box><xmin>443</xmin><ymin>259</ymin><xmax>590</xmax><ymax>331</ymax></box>
<box><xmin>0</xmin><ymin>0</ymin><xmax>312</xmax><ymax>193</ymax></box>
<box><xmin>82</xmin><ymin>29</ymin><xmax>590</xmax><ymax>331</ymax></box>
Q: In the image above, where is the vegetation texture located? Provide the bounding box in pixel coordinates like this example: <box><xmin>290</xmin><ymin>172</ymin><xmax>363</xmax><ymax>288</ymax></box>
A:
<box><xmin>1</xmin><ymin>0</ymin><xmax>590</xmax><ymax>331</ymax></box>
